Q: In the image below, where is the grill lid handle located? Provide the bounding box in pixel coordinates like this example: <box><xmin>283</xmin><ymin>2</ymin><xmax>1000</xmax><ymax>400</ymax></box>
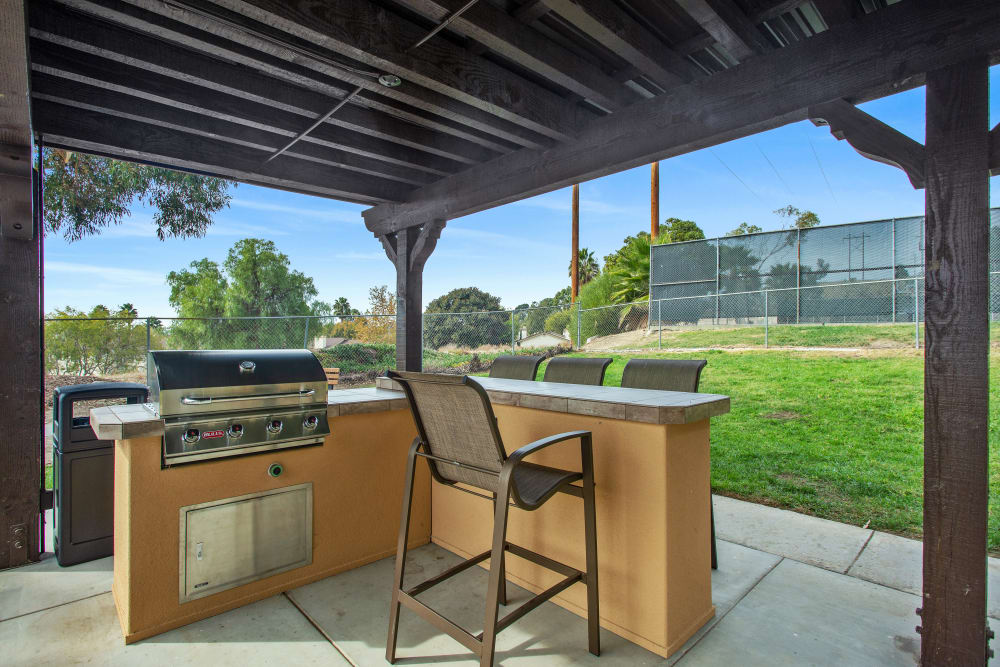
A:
<box><xmin>180</xmin><ymin>389</ymin><xmax>317</xmax><ymax>405</ymax></box>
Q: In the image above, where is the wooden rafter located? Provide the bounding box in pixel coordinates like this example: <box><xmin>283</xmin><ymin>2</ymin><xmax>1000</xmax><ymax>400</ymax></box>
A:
<box><xmin>540</xmin><ymin>0</ymin><xmax>703</xmax><ymax>90</ymax></box>
<box><xmin>57</xmin><ymin>0</ymin><xmax>554</xmax><ymax>150</ymax></box>
<box><xmin>389</xmin><ymin>0</ymin><xmax>637</xmax><ymax>111</ymax></box>
<box><xmin>674</xmin><ymin>0</ymin><xmax>773</xmax><ymax>62</ymax></box>
<box><xmin>28</xmin><ymin>4</ymin><xmax>503</xmax><ymax>168</ymax></box>
<box><xmin>810</xmin><ymin>0</ymin><xmax>855</xmax><ymax>29</ymax></box>
<box><xmin>34</xmin><ymin>97</ymin><xmax>414</xmax><ymax>204</ymax></box>
<box><xmin>363</xmin><ymin>0</ymin><xmax>1000</xmax><ymax>232</ymax></box>
<box><xmin>808</xmin><ymin>99</ymin><xmax>925</xmax><ymax>189</ymax></box>
<box><xmin>145</xmin><ymin>0</ymin><xmax>592</xmax><ymax>143</ymax></box>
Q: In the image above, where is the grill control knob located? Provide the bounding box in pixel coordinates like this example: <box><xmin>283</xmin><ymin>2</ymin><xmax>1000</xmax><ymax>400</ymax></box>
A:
<box><xmin>267</xmin><ymin>419</ymin><xmax>283</xmax><ymax>434</ymax></box>
<box><xmin>228</xmin><ymin>424</ymin><xmax>244</xmax><ymax>438</ymax></box>
<box><xmin>303</xmin><ymin>415</ymin><xmax>320</xmax><ymax>430</ymax></box>
<box><xmin>183</xmin><ymin>428</ymin><xmax>200</xmax><ymax>444</ymax></box>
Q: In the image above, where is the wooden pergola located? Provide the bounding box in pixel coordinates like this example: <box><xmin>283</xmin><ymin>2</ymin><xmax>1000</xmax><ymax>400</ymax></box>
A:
<box><xmin>1</xmin><ymin>0</ymin><xmax>998</xmax><ymax>661</ymax></box>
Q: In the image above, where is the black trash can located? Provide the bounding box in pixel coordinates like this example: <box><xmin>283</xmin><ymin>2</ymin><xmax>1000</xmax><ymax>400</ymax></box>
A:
<box><xmin>52</xmin><ymin>382</ymin><xmax>148</xmax><ymax>566</ymax></box>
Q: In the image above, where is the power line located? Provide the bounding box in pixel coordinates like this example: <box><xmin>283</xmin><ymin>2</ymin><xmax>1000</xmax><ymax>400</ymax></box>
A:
<box><xmin>807</xmin><ymin>136</ymin><xmax>839</xmax><ymax>206</ymax></box>
<box><xmin>710</xmin><ymin>149</ymin><xmax>763</xmax><ymax>203</ymax></box>
<box><xmin>755</xmin><ymin>141</ymin><xmax>792</xmax><ymax>196</ymax></box>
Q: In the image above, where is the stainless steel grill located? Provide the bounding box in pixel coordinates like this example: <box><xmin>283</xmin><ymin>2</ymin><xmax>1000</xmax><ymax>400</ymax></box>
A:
<box><xmin>147</xmin><ymin>350</ymin><xmax>330</xmax><ymax>465</ymax></box>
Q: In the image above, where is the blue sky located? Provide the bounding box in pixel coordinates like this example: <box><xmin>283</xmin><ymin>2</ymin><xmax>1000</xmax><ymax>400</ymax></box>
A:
<box><xmin>44</xmin><ymin>67</ymin><xmax>1000</xmax><ymax>317</ymax></box>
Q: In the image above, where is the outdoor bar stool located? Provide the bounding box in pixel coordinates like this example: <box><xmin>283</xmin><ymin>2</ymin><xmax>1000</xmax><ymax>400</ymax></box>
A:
<box><xmin>542</xmin><ymin>356</ymin><xmax>612</xmax><ymax>386</ymax></box>
<box><xmin>489</xmin><ymin>354</ymin><xmax>544</xmax><ymax>381</ymax></box>
<box><xmin>621</xmin><ymin>358</ymin><xmax>716</xmax><ymax>569</ymax></box>
<box><xmin>386</xmin><ymin>370</ymin><xmax>600</xmax><ymax>667</ymax></box>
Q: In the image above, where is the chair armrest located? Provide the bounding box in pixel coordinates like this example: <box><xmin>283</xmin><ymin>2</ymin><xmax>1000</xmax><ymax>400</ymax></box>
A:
<box><xmin>505</xmin><ymin>430</ymin><xmax>592</xmax><ymax>468</ymax></box>
<box><xmin>501</xmin><ymin>430</ymin><xmax>593</xmax><ymax>509</ymax></box>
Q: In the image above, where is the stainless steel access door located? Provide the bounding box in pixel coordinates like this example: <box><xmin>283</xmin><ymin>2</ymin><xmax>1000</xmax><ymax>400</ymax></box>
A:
<box><xmin>179</xmin><ymin>483</ymin><xmax>313</xmax><ymax>603</ymax></box>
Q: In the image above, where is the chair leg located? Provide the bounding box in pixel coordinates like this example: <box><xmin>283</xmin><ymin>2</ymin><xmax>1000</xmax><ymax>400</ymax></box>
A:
<box><xmin>581</xmin><ymin>434</ymin><xmax>601</xmax><ymax>656</ymax></box>
<box><xmin>492</xmin><ymin>495</ymin><xmax>508</xmax><ymax>606</ymax></box>
<box><xmin>710</xmin><ymin>500</ymin><xmax>718</xmax><ymax>570</ymax></box>
<box><xmin>481</xmin><ymin>484</ymin><xmax>512</xmax><ymax>667</ymax></box>
<box><xmin>387</xmin><ymin>439</ymin><xmax>421</xmax><ymax>664</ymax></box>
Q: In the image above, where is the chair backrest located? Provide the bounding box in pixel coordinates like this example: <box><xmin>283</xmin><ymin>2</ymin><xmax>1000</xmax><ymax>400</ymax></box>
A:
<box><xmin>388</xmin><ymin>370</ymin><xmax>506</xmax><ymax>492</ymax></box>
<box><xmin>620</xmin><ymin>359</ymin><xmax>707</xmax><ymax>392</ymax></box>
<box><xmin>489</xmin><ymin>355</ymin><xmax>543</xmax><ymax>381</ymax></box>
<box><xmin>542</xmin><ymin>357</ymin><xmax>613</xmax><ymax>386</ymax></box>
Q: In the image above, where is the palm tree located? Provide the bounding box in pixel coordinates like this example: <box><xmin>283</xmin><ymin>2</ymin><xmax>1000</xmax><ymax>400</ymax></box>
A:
<box><xmin>568</xmin><ymin>248</ymin><xmax>600</xmax><ymax>286</ymax></box>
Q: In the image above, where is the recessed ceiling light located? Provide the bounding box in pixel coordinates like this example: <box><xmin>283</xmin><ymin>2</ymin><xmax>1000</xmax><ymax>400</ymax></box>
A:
<box><xmin>378</xmin><ymin>73</ymin><xmax>402</xmax><ymax>88</ymax></box>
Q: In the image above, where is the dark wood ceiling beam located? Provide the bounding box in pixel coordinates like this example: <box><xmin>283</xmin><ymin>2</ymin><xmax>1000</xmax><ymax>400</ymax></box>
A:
<box><xmin>810</xmin><ymin>0</ymin><xmax>856</xmax><ymax>29</ymax></box>
<box><xmin>33</xmin><ymin>97</ymin><xmax>413</xmax><ymax>204</ymax></box>
<box><xmin>135</xmin><ymin>0</ymin><xmax>590</xmax><ymax>143</ymax></box>
<box><xmin>390</xmin><ymin>0</ymin><xmax>636</xmax><ymax>111</ymax></box>
<box><xmin>674</xmin><ymin>0</ymin><xmax>774</xmax><ymax>62</ymax></box>
<box><xmin>514</xmin><ymin>0</ymin><xmax>552</xmax><ymax>23</ymax></box>
<box><xmin>540</xmin><ymin>0</ymin><xmax>702</xmax><ymax>89</ymax></box>
<box><xmin>809</xmin><ymin>98</ymin><xmax>925</xmax><ymax>188</ymax></box>
<box><xmin>363</xmin><ymin>0</ymin><xmax>1000</xmax><ymax>232</ymax></box>
<box><xmin>30</xmin><ymin>2</ymin><xmax>504</xmax><ymax>166</ymax></box>
<box><xmin>28</xmin><ymin>33</ymin><xmax>479</xmax><ymax>175</ymax></box>
<box><xmin>56</xmin><ymin>0</ymin><xmax>549</xmax><ymax>151</ymax></box>
<box><xmin>748</xmin><ymin>0</ymin><xmax>808</xmax><ymax>24</ymax></box>
<box><xmin>30</xmin><ymin>73</ymin><xmax>437</xmax><ymax>187</ymax></box>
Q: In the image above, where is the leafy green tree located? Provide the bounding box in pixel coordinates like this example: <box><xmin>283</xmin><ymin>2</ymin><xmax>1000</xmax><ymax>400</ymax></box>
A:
<box><xmin>568</xmin><ymin>248</ymin><xmax>600</xmax><ymax>286</ymax></box>
<box><xmin>660</xmin><ymin>218</ymin><xmax>705</xmax><ymax>242</ymax></box>
<box><xmin>166</xmin><ymin>239</ymin><xmax>329</xmax><ymax>349</ymax></box>
<box><xmin>332</xmin><ymin>297</ymin><xmax>360</xmax><ymax>319</ymax></box>
<box><xmin>45</xmin><ymin>304</ymin><xmax>147</xmax><ymax>375</ymax></box>
<box><xmin>726</xmin><ymin>222</ymin><xmax>764</xmax><ymax>236</ymax></box>
<box><xmin>423</xmin><ymin>287</ymin><xmax>506</xmax><ymax>349</ymax></box>
<box><xmin>43</xmin><ymin>149</ymin><xmax>234</xmax><ymax>241</ymax></box>
<box><xmin>521</xmin><ymin>287</ymin><xmax>572</xmax><ymax>336</ymax></box>
<box><xmin>774</xmin><ymin>205</ymin><xmax>820</xmax><ymax>229</ymax></box>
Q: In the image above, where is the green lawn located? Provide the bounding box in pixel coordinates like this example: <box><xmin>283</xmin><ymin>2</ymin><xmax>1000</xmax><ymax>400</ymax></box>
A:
<box><xmin>536</xmin><ymin>350</ymin><xmax>1000</xmax><ymax>551</ymax></box>
<box><xmin>643</xmin><ymin>323</ymin><xmax>926</xmax><ymax>348</ymax></box>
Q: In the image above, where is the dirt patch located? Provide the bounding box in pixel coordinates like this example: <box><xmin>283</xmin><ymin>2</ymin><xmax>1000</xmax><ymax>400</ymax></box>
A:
<box><xmin>45</xmin><ymin>372</ymin><xmax>146</xmax><ymax>415</ymax></box>
<box><xmin>763</xmin><ymin>410</ymin><xmax>803</xmax><ymax>420</ymax></box>
<box><xmin>867</xmin><ymin>338</ymin><xmax>907</xmax><ymax>349</ymax></box>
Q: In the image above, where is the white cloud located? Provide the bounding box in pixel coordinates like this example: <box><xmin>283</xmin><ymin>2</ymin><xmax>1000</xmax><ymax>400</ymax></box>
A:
<box><xmin>230</xmin><ymin>199</ymin><xmax>363</xmax><ymax>224</ymax></box>
<box><xmin>445</xmin><ymin>226</ymin><xmax>560</xmax><ymax>253</ymax></box>
<box><xmin>45</xmin><ymin>261</ymin><xmax>165</xmax><ymax>287</ymax></box>
<box><xmin>333</xmin><ymin>251</ymin><xmax>386</xmax><ymax>260</ymax></box>
<box><xmin>513</xmin><ymin>192</ymin><xmax>645</xmax><ymax>217</ymax></box>
<box><xmin>205</xmin><ymin>221</ymin><xmax>290</xmax><ymax>237</ymax></box>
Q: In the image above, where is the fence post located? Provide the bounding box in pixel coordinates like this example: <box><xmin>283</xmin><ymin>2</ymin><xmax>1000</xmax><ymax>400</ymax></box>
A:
<box><xmin>511</xmin><ymin>311</ymin><xmax>516</xmax><ymax>354</ymax></box>
<box><xmin>796</xmin><ymin>228</ymin><xmax>801</xmax><ymax>324</ymax></box>
<box><xmin>715</xmin><ymin>240</ymin><xmax>721</xmax><ymax>324</ymax></box>
<box><xmin>658</xmin><ymin>299</ymin><xmax>662</xmax><ymax>350</ymax></box>
<box><xmin>764</xmin><ymin>289</ymin><xmax>769</xmax><ymax>348</ymax></box>
<box><xmin>146</xmin><ymin>318</ymin><xmax>151</xmax><ymax>352</ymax></box>
<box><xmin>576</xmin><ymin>302</ymin><xmax>582</xmax><ymax>350</ymax></box>
<box><xmin>914</xmin><ymin>277</ymin><xmax>920</xmax><ymax>349</ymax></box>
<box><xmin>891</xmin><ymin>218</ymin><xmax>897</xmax><ymax>322</ymax></box>
<box><xmin>302</xmin><ymin>316</ymin><xmax>311</xmax><ymax>349</ymax></box>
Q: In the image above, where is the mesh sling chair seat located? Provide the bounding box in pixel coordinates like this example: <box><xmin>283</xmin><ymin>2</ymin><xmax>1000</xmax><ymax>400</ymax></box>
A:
<box><xmin>620</xmin><ymin>358</ymin><xmax>716</xmax><ymax>570</ymax></box>
<box><xmin>489</xmin><ymin>354</ymin><xmax>544</xmax><ymax>381</ymax></box>
<box><xmin>386</xmin><ymin>370</ymin><xmax>600</xmax><ymax>667</ymax></box>
<box><xmin>542</xmin><ymin>357</ymin><xmax>613</xmax><ymax>386</ymax></box>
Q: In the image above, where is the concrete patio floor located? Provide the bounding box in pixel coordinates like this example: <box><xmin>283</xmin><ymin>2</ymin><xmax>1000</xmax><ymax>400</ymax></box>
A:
<box><xmin>3</xmin><ymin>497</ymin><xmax>999</xmax><ymax>666</ymax></box>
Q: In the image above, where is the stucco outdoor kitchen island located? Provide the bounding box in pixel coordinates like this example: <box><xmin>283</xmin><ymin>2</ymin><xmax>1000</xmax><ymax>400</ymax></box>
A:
<box><xmin>90</xmin><ymin>375</ymin><xmax>729</xmax><ymax>659</ymax></box>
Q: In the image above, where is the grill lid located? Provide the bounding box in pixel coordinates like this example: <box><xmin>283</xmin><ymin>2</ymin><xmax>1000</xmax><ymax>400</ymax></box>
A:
<box><xmin>148</xmin><ymin>350</ymin><xmax>328</xmax><ymax>417</ymax></box>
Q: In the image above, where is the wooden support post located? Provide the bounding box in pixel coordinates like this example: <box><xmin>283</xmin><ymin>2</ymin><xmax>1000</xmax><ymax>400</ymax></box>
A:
<box><xmin>378</xmin><ymin>220</ymin><xmax>445</xmax><ymax>372</ymax></box>
<box><xmin>571</xmin><ymin>183</ymin><xmax>579</xmax><ymax>302</ymax></box>
<box><xmin>651</xmin><ymin>162</ymin><xmax>660</xmax><ymax>239</ymax></box>
<box><xmin>0</xmin><ymin>0</ymin><xmax>42</xmax><ymax>569</ymax></box>
<box><xmin>921</xmin><ymin>56</ymin><xmax>990</xmax><ymax>665</ymax></box>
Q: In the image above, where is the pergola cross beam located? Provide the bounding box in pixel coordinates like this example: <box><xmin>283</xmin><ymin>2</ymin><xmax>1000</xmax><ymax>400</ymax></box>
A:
<box><xmin>809</xmin><ymin>98</ymin><xmax>926</xmax><ymax>189</ymax></box>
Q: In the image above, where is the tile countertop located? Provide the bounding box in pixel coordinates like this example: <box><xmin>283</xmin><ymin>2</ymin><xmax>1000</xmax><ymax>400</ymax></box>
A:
<box><xmin>90</xmin><ymin>378</ymin><xmax>730</xmax><ymax>440</ymax></box>
<box><xmin>375</xmin><ymin>375</ymin><xmax>730</xmax><ymax>425</ymax></box>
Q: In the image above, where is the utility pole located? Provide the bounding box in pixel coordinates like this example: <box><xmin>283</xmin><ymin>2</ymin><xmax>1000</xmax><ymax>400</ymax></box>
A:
<box><xmin>651</xmin><ymin>162</ymin><xmax>660</xmax><ymax>239</ymax></box>
<box><xmin>571</xmin><ymin>183</ymin><xmax>579</xmax><ymax>302</ymax></box>
<box><xmin>842</xmin><ymin>231</ymin><xmax>871</xmax><ymax>281</ymax></box>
